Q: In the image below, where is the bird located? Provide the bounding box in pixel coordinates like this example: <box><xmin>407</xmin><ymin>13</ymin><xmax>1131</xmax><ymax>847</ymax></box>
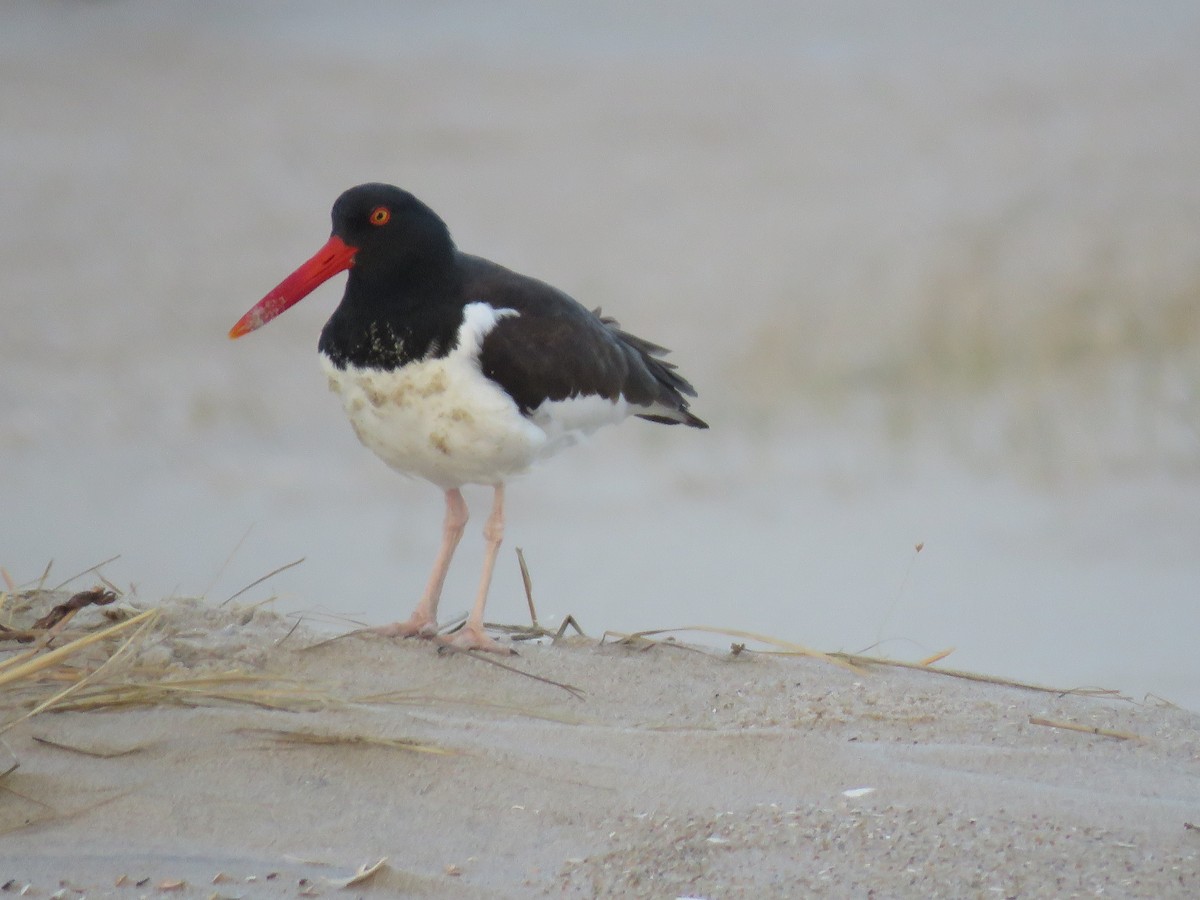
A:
<box><xmin>229</xmin><ymin>183</ymin><xmax>707</xmax><ymax>653</ymax></box>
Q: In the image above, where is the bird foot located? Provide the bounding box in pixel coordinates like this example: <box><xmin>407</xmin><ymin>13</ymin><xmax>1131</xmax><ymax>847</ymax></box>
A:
<box><xmin>438</xmin><ymin>624</ymin><xmax>515</xmax><ymax>655</ymax></box>
<box><xmin>370</xmin><ymin>614</ymin><xmax>438</xmax><ymax>640</ymax></box>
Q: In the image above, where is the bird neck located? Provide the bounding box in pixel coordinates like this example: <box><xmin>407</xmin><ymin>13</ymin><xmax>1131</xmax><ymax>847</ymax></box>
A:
<box><xmin>319</xmin><ymin>258</ymin><xmax>466</xmax><ymax>370</ymax></box>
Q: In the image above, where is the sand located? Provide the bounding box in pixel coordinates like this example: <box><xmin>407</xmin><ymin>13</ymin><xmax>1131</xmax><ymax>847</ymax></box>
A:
<box><xmin>4</xmin><ymin>8</ymin><xmax>1198</xmax><ymax>895</ymax></box>
<box><xmin>1</xmin><ymin>591</ymin><xmax>1197</xmax><ymax>898</ymax></box>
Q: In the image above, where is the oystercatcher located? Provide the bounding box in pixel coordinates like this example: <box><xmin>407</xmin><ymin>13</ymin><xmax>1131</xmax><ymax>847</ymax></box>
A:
<box><xmin>229</xmin><ymin>183</ymin><xmax>707</xmax><ymax>653</ymax></box>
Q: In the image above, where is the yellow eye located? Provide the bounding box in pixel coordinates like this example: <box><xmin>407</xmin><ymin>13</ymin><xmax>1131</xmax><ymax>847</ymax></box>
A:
<box><xmin>369</xmin><ymin>206</ymin><xmax>391</xmax><ymax>226</ymax></box>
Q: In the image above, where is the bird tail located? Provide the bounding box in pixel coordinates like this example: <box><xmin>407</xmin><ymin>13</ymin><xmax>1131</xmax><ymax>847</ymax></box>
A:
<box><xmin>595</xmin><ymin>309</ymin><xmax>709</xmax><ymax>430</ymax></box>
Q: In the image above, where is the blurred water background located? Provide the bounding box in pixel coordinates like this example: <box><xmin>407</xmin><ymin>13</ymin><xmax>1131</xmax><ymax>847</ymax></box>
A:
<box><xmin>3</xmin><ymin>2</ymin><xmax>1198</xmax><ymax>707</ymax></box>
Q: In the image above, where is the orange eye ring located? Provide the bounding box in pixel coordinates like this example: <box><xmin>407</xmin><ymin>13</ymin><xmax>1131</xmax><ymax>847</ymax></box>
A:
<box><xmin>369</xmin><ymin>206</ymin><xmax>391</xmax><ymax>226</ymax></box>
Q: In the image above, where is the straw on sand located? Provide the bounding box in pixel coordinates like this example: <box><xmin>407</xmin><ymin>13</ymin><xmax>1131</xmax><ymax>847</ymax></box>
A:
<box><xmin>0</xmin><ymin>572</ymin><xmax>1136</xmax><ymax>751</ymax></box>
<box><xmin>0</xmin><ymin>607</ymin><xmax>159</xmax><ymax>733</ymax></box>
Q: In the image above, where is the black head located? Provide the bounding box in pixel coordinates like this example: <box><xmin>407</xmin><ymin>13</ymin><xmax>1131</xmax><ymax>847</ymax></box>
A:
<box><xmin>229</xmin><ymin>183</ymin><xmax>457</xmax><ymax>339</ymax></box>
<box><xmin>331</xmin><ymin>183</ymin><xmax>456</xmax><ymax>286</ymax></box>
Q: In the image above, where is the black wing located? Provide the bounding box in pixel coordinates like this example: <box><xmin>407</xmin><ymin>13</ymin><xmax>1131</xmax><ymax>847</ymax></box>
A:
<box><xmin>461</xmin><ymin>254</ymin><xmax>707</xmax><ymax>428</ymax></box>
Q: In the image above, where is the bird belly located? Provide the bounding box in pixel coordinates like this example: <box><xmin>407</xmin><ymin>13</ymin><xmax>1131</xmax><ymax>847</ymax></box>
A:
<box><xmin>320</xmin><ymin>353</ymin><xmax>546</xmax><ymax>489</ymax></box>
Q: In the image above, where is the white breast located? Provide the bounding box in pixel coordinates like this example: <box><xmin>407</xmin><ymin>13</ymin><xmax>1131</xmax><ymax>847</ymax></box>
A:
<box><xmin>320</xmin><ymin>302</ymin><xmax>632</xmax><ymax>488</ymax></box>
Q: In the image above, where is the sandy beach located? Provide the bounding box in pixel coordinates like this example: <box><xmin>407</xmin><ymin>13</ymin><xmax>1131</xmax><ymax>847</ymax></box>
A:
<box><xmin>1</xmin><ymin>590</ymin><xmax>1197</xmax><ymax>897</ymax></box>
<box><xmin>3</xmin><ymin>3</ymin><xmax>1200</xmax><ymax>894</ymax></box>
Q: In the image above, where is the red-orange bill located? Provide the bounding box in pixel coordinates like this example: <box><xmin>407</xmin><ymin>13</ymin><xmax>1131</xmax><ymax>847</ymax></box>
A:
<box><xmin>228</xmin><ymin>235</ymin><xmax>358</xmax><ymax>339</ymax></box>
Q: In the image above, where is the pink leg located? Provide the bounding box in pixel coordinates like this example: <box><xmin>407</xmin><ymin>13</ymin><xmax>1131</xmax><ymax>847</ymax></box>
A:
<box><xmin>373</xmin><ymin>488</ymin><xmax>468</xmax><ymax>638</ymax></box>
<box><xmin>444</xmin><ymin>483</ymin><xmax>512</xmax><ymax>654</ymax></box>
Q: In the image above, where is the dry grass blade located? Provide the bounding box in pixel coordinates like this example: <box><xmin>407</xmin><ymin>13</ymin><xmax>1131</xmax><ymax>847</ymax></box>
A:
<box><xmin>204</xmin><ymin>523</ymin><xmax>254</xmax><ymax>598</ymax></box>
<box><xmin>353</xmin><ymin>691</ymin><xmax>586</xmax><ymax>725</ymax></box>
<box><xmin>436</xmin><ymin>640</ymin><xmax>585</xmax><ymax>699</ymax></box>
<box><xmin>516</xmin><ymin>546</ymin><xmax>539</xmax><ymax>628</ymax></box>
<box><xmin>0</xmin><ymin>786</ymin><xmax>130</xmax><ymax>838</ymax></box>
<box><xmin>222</xmin><ymin>557</ymin><xmax>304</xmax><ymax>606</ymax></box>
<box><xmin>275</xmin><ymin>615</ymin><xmax>303</xmax><ymax>648</ymax></box>
<box><xmin>1029</xmin><ymin>716</ymin><xmax>1142</xmax><ymax>741</ymax></box>
<box><xmin>492</xmin><ymin>614</ymin><xmax>587</xmax><ymax>643</ymax></box>
<box><xmin>874</xmin><ymin>541</ymin><xmax>925</xmax><ymax>649</ymax></box>
<box><xmin>0</xmin><ymin>609</ymin><xmax>160</xmax><ymax>734</ymax></box>
<box><xmin>240</xmin><ymin>727</ymin><xmax>454</xmax><ymax>756</ymax></box>
<box><xmin>299</xmin><ymin>628</ymin><xmax>367</xmax><ymax>652</ymax></box>
<box><xmin>831</xmin><ymin>651</ymin><xmax>1126</xmax><ymax>699</ymax></box>
<box><xmin>917</xmin><ymin>648</ymin><xmax>956</xmax><ymax>666</ymax></box>
<box><xmin>609</xmin><ymin>625</ymin><xmax>868</xmax><ymax>674</ymax></box>
<box><xmin>0</xmin><ymin>644</ymin><xmax>43</xmax><ymax>675</ymax></box>
<box><xmin>552</xmin><ymin>614</ymin><xmax>586</xmax><ymax>640</ymax></box>
<box><xmin>48</xmin><ymin>673</ymin><xmax>341</xmax><ymax>714</ymax></box>
<box><xmin>602</xmin><ymin>630</ymin><xmax>709</xmax><ymax>656</ymax></box>
<box><xmin>500</xmin><ymin>550</ymin><xmax>587</xmax><ymax>643</ymax></box>
<box><xmin>31</xmin><ymin>736</ymin><xmax>152</xmax><ymax>758</ymax></box>
<box><xmin>34</xmin><ymin>559</ymin><xmax>53</xmax><ymax>593</ymax></box>
<box><xmin>0</xmin><ymin>608</ymin><xmax>157</xmax><ymax>689</ymax></box>
<box><xmin>51</xmin><ymin>555</ymin><xmax>121</xmax><ymax>592</ymax></box>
